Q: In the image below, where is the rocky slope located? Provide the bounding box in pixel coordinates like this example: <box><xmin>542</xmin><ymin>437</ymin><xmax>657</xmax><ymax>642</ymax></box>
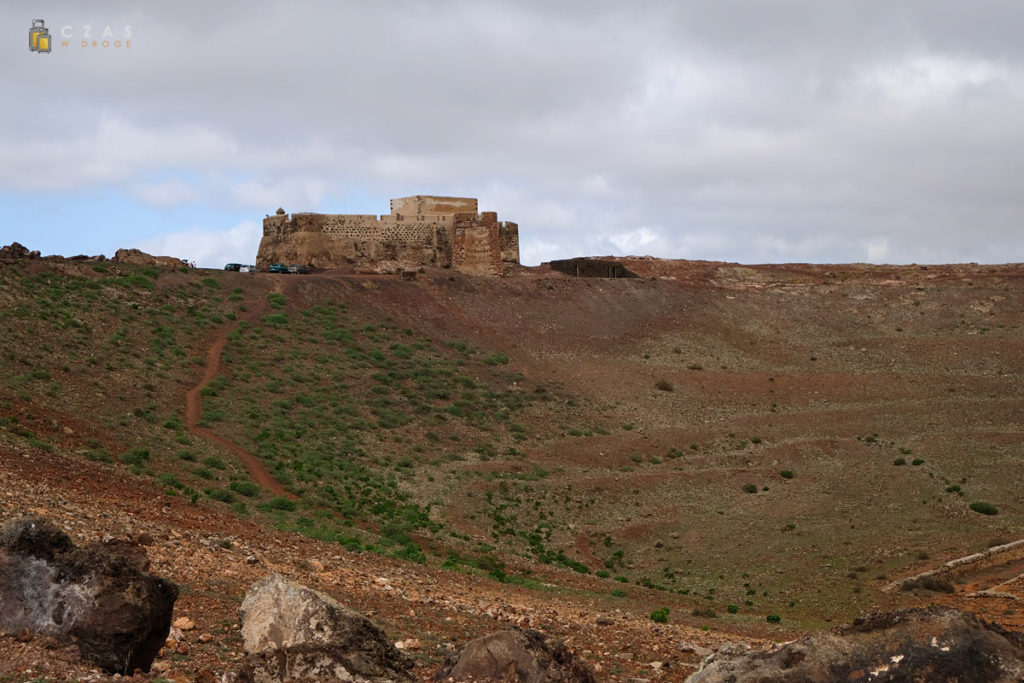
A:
<box><xmin>2</xmin><ymin>248</ymin><xmax>1024</xmax><ymax>680</ymax></box>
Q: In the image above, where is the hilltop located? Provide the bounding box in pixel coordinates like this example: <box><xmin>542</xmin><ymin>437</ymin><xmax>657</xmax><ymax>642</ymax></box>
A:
<box><xmin>2</xmin><ymin>248</ymin><xmax>1023</xmax><ymax>680</ymax></box>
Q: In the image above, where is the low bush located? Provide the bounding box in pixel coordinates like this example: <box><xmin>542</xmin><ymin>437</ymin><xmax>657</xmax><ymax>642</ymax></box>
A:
<box><xmin>157</xmin><ymin>472</ymin><xmax>183</xmax><ymax>489</ymax></box>
<box><xmin>650</xmin><ymin>607</ymin><xmax>670</xmax><ymax>623</ymax></box>
<box><xmin>121</xmin><ymin>447</ymin><xmax>150</xmax><ymax>466</ymax></box>
<box><xmin>207</xmin><ymin>488</ymin><xmax>236</xmax><ymax>503</ymax></box>
<box><xmin>230</xmin><ymin>480</ymin><xmax>260</xmax><ymax>497</ymax></box>
<box><xmin>970</xmin><ymin>501</ymin><xmax>998</xmax><ymax>516</ymax></box>
<box><xmin>267</xmin><ymin>497</ymin><xmax>296</xmax><ymax>511</ymax></box>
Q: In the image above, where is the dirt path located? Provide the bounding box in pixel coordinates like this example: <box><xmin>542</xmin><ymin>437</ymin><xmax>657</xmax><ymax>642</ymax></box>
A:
<box><xmin>185</xmin><ymin>279</ymin><xmax>297</xmax><ymax>500</ymax></box>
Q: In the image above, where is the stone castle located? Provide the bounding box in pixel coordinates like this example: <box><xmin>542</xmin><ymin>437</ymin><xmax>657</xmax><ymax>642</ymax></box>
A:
<box><xmin>256</xmin><ymin>195</ymin><xmax>519</xmax><ymax>276</ymax></box>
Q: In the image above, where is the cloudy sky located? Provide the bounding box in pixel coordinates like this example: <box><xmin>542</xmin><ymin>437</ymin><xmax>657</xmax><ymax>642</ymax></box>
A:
<box><xmin>3</xmin><ymin>1</ymin><xmax>1023</xmax><ymax>266</ymax></box>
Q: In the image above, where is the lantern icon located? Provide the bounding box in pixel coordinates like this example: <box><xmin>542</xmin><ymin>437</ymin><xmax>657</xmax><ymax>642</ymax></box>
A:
<box><xmin>30</xmin><ymin>19</ymin><xmax>51</xmax><ymax>53</ymax></box>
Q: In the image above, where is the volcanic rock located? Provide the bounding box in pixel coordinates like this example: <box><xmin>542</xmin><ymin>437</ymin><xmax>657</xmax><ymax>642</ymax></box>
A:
<box><xmin>0</xmin><ymin>242</ymin><xmax>40</xmax><ymax>259</ymax></box>
<box><xmin>238</xmin><ymin>573</ymin><xmax>414</xmax><ymax>682</ymax></box>
<box><xmin>438</xmin><ymin>628</ymin><xmax>596</xmax><ymax>682</ymax></box>
<box><xmin>687</xmin><ymin>606</ymin><xmax>1024</xmax><ymax>682</ymax></box>
<box><xmin>112</xmin><ymin>247</ymin><xmax>182</xmax><ymax>268</ymax></box>
<box><xmin>0</xmin><ymin>516</ymin><xmax>178</xmax><ymax>674</ymax></box>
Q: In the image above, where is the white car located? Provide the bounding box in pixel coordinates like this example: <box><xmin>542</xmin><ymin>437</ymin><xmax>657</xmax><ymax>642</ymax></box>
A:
<box><xmin>239</xmin><ymin>265</ymin><xmax>253</xmax><ymax>273</ymax></box>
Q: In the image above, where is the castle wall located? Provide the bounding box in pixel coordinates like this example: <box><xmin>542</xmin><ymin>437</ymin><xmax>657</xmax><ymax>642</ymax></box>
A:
<box><xmin>257</xmin><ymin>196</ymin><xmax>517</xmax><ymax>275</ymax></box>
<box><xmin>452</xmin><ymin>222</ymin><xmax>502</xmax><ymax>276</ymax></box>
<box><xmin>390</xmin><ymin>195</ymin><xmax>478</xmax><ymax>216</ymax></box>
<box><xmin>499</xmin><ymin>222</ymin><xmax>520</xmax><ymax>265</ymax></box>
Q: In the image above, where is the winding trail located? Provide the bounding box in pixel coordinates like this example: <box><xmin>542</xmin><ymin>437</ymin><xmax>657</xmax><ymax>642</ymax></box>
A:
<box><xmin>185</xmin><ymin>278</ymin><xmax>298</xmax><ymax>500</ymax></box>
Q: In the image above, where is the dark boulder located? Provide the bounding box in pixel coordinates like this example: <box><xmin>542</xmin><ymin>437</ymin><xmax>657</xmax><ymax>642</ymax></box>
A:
<box><xmin>0</xmin><ymin>242</ymin><xmax>40</xmax><ymax>259</ymax></box>
<box><xmin>687</xmin><ymin>606</ymin><xmax>1024</xmax><ymax>682</ymax></box>
<box><xmin>438</xmin><ymin>628</ymin><xmax>596</xmax><ymax>683</ymax></box>
<box><xmin>238</xmin><ymin>573</ymin><xmax>414</xmax><ymax>682</ymax></box>
<box><xmin>0</xmin><ymin>516</ymin><xmax>178</xmax><ymax>674</ymax></box>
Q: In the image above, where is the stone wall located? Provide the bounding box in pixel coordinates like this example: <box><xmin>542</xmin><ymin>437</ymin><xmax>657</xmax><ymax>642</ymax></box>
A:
<box><xmin>390</xmin><ymin>195</ymin><xmax>477</xmax><ymax>216</ymax></box>
<box><xmin>499</xmin><ymin>222</ymin><xmax>519</xmax><ymax>265</ymax></box>
<box><xmin>256</xmin><ymin>196</ymin><xmax>518</xmax><ymax>275</ymax></box>
<box><xmin>548</xmin><ymin>258</ymin><xmax>639</xmax><ymax>278</ymax></box>
<box><xmin>451</xmin><ymin>214</ymin><xmax>502</xmax><ymax>276</ymax></box>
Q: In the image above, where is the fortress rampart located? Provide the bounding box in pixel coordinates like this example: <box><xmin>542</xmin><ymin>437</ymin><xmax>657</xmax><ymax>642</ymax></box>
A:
<box><xmin>257</xmin><ymin>195</ymin><xmax>519</xmax><ymax>275</ymax></box>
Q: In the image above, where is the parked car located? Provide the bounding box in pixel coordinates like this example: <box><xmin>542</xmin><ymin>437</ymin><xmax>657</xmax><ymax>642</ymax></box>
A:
<box><xmin>268</xmin><ymin>263</ymin><xmax>289</xmax><ymax>273</ymax></box>
<box><xmin>239</xmin><ymin>265</ymin><xmax>252</xmax><ymax>273</ymax></box>
<box><xmin>287</xmin><ymin>264</ymin><xmax>311</xmax><ymax>274</ymax></box>
<box><xmin>224</xmin><ymin>263</ymin><xmax>243</xmax><ymax>271</ymax></box>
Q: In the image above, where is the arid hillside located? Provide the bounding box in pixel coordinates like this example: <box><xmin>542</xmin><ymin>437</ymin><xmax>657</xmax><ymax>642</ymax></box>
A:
<box><xmin>1</xmin><ymin>251</ymin><xmax>1023</xmax><ymax>681</ymax></box>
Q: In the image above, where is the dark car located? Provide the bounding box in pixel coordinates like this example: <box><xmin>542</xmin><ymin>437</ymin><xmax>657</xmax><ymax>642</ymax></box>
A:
<box><xmin>287</xmin><ymin>264</ymin><xmax>311</xmax><ymax>274</ymax></box>
<box><xmin>224</xmin><ymin>263</ymin><xmax>243</xmax><ymax>271</ymax></box>
<box><xmin>268</xmin><ymin>263</ymin><xmax>289</xmax><ymax>273</ymax></box>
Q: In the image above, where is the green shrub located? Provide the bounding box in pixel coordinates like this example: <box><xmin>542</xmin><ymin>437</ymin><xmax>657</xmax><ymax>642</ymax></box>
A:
<box><xmin>610</xmin><ymin>589</ymin><xmax>627</xmax><ymax>598</ymax></box>
<box><xmin>893</xmin><ymin>457</ymin><xmax>906</xmax><ymax>466</ymax></box>
<box><xmin>780</xmin><ymin>470</ymin><xmax>794</xmax><ymax>479</ymax></box>
<box><xmin>650</xmin><ymin>607</ymin><xmax>669</xmax><ymax>623</ymax></box>
<box><xmin>207</xmin><ymin>488</ymin><xmax>236</xmax><ymax>503</ymax></box>
<box><xmin>157</xmin><ymin>473</ymin><xmax>183</xmax><ymax>489</ymax></box>
<box><xmin>83</xmin><ymin>449</ymin><xmax>113</xmax><ymax>463</ymax></box>
<box><xmin>230</xmin><ymin>481</ymin><xmax>260</xmax><ymax>497</ymax></box>
<box><xmin>202</xmin><ymin>277</ymin><xmax>220</xmax><ymax>290</ymax></box>
<box><xmin>192</xmin><ymin>467</ymin><xmax>215</xmax><ymax>480</ymax></box>
<box><xmin>121</xmin><ymin>447</ymin><xmax>150</xmax><ymax>466</ymax></box>
<box><xmin>946</xmin><ymin>485</ymin><xmax>962</xmax><ymax>493</ymax></box>
<box><xmin>727</xmin><ymin>604</ymin><xmax>739</xmax><ymax>614</ymax></box>
<box><xmin>742</xmin><ymin>483</ymin><xmax>758</xmax><ymax>494</ymax></box>
<box><xmin>203</xmin><ymin>456</ymin><xmax>227</xmax><ymax>469</ymax></box>
<box><xmin>766</xmin><ymin>614</ymin><xmax>782</xmax><ymax>623</ymax></box>
<box><xmin>970</xmin><ymin>501</ymin><xmax>998</xmax><ymax>516</ymax></box>
<box><xmin>263</xmin><ymin>312</ymin><xmax>288</xmax><ymax>327</ymax></box>
<box><xmin>267</xmin><ymin>497</ymin><xmax>296</xmax><ymax>511</ymax></box>
<box><xmin>912</xmin><ymin>458</ymin><xmax>924</xmax><ymax>466</ymax></box>
<box><xmin>483</xmin><ymin>352</ymin><xmax>509</xmax><ymax>366</ymax></box>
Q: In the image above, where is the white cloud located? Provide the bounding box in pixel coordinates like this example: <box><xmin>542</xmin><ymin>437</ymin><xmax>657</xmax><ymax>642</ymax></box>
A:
<box><xmin>134</xmin><ymin>220</ymin><xmax>261</xmax><ymax>269</ymax></box>
<box><xmin>864</xmin><ymin>237</ymin><xmax>890</xmax><ymax>262</ymax></box>
<box><xmin>608</xmin><ymin>227</ymin><xmax>661</xmax><ymax>255</ymax></box>
<box><xmin>0</xmin><ymin>116</ymin><xmax>238</xmax><ymax>192</ymax></box>
<box><xmin>856</xmin><ymin>55</ymin><xmax>1011</xmax><ymax>108</ymax></box>
<box><xmin>132</xmin><ymin>179</ymin><xmax>200</xmax><ymax>207</ymax></box>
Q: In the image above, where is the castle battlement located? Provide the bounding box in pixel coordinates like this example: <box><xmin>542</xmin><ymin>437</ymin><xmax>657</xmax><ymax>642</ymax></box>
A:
<box><xmin>256</xmin><ymin>196</ymin><xmax>519</xmax><ymax>276</ymax></box>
